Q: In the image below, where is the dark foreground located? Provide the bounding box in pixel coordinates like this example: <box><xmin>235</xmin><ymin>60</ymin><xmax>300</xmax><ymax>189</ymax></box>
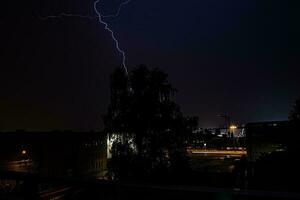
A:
<box><xmin>1</xmin><ymin>171</ymin><xmax>300</xmax><ymax>200</ymax></box>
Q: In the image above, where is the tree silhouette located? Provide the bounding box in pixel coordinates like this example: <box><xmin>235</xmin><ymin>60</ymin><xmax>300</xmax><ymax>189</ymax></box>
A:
<box><xmin>104</xmin><ymin>65</ymin><xmax>198</xmax><ymax>178</ymax></box>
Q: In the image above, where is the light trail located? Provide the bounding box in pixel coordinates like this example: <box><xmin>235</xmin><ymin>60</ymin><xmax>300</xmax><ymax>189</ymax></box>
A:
<box><xmin>188</xmin><ymin>149</ymin><xmax>247</xmax><ymax>155</ymax></box>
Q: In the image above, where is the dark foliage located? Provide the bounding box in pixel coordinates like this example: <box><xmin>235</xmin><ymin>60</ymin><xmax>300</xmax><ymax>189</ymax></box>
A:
<box><xmin>104</xmin><ymin>65</ymin><xmax>198</xmax><ymax>179</ymax></box>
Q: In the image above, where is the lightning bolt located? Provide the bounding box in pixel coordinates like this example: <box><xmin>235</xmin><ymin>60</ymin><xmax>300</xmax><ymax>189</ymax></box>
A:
<box><xmin>38</xmin><ymin>13</ymin><xmax>96</xmax><ymax>20</ymax></box>
<box><xmin>38</xmin><ymin>0</ymin><xmax>131</xmax><ymax>75</ymax></box>
<box><xmin>102</xmin><ymin>0</ymin><xmax>131</xmax><ymax>18</ymax></box>
<box><xmin>94</xmin><ymin>0</ymin><xmax>128</xmax><ymax>75</ymax></box>
<box><xmin>38</xmin><ymin>0</ymin><xmax>131</xmax><ymax>21</ymax></box>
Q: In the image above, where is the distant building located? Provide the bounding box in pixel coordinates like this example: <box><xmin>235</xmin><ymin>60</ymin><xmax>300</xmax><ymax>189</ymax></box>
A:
<box><xmin>194</xmin><ymin>127</ymin><xmax>245</xmax><ymax>138</ymax></box>
<box><xmin>245</xmin><ymin>121</ymin><xmax>289</xmax><ymax>162</ymax></box>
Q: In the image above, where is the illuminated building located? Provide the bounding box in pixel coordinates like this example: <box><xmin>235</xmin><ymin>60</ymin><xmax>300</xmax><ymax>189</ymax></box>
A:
<box><xmin>245</xmin><ymin>121</ymin><xmax>289</xmax><ymax>162</ymax></box>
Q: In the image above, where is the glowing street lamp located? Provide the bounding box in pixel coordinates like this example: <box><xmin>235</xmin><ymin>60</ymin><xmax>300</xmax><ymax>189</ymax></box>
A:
<box><xmin>21</xmin><ymin>150</ymin><xmax>27</xmax><ymax>155</ymax></box>
<box><xmin>230</xmin><ymin>125</ymin><xmax>237</xmax><ymax>130</ymax></box>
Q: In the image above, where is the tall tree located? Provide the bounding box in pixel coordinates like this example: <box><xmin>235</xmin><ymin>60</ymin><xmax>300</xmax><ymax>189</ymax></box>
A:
<box><xmin>104</xmin><ymin>65</ymin><xmax>198</xmax><ymax>177</ymax></box>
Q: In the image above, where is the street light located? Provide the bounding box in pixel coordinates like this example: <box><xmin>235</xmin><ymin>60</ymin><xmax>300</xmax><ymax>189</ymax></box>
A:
<box><xmin>21</xmin><ymin>150</ymin><xmax>27</xmax><ymax>155</ymax></box>
<box><xmin>230</xmin><ymin>125</ymin><xmax>237</xmax><ymax>130</ymax></box>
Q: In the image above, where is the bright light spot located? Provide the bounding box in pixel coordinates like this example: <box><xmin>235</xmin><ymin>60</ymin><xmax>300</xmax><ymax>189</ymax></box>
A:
<box><xmin>21</xmin><ymin>150</ymin><xmax>27</xmax><ymax>155</ymax></box>
<box><xmin>230</xmin><ymin>125</ymin><xmax>237</xmax><ymax>129</ymax></box>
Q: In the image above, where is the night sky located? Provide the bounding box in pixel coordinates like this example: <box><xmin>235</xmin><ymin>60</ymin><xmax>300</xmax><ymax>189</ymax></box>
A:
<box><xmin>1</xmin><ymin>0</ymin><xmax>299</xmax><ymax>130</ymax></box>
